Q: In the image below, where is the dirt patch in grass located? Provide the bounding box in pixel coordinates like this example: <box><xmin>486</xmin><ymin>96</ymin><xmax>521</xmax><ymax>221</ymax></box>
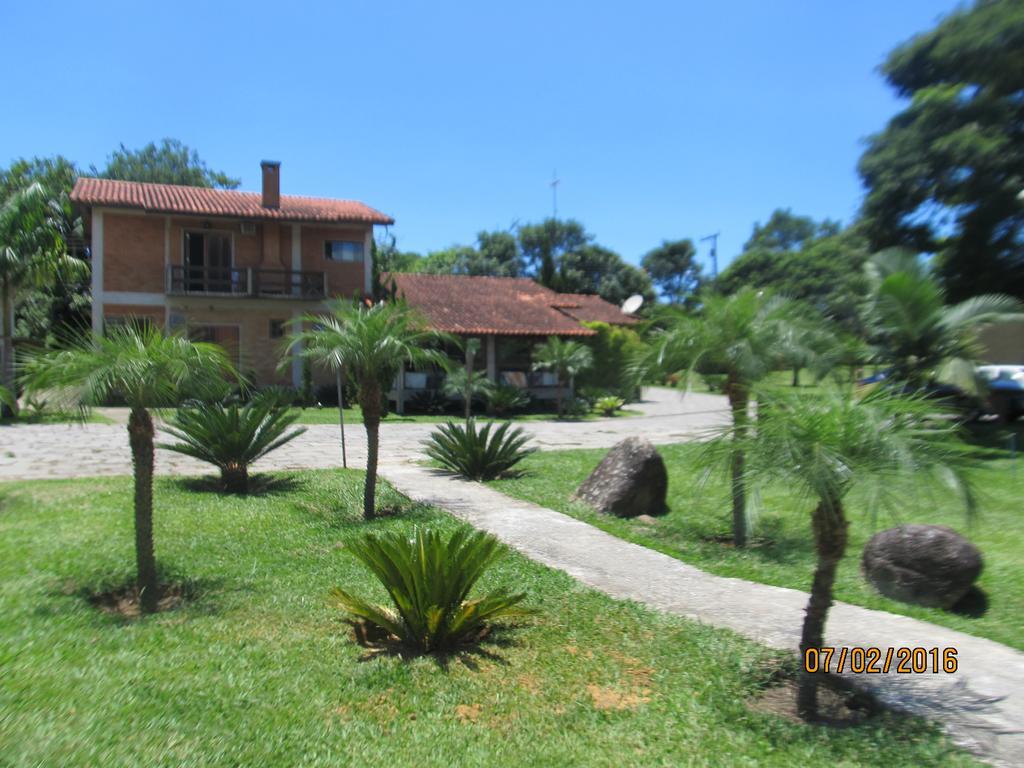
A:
<box><xmin>86</xmin><ymin>582</ymin><xmax>195</xmax><ymax>618</ymax></box>
<box><xmin>748</xmin><ymin>678</ymin><xmax>880</xmax><ymax>728</ymax></box>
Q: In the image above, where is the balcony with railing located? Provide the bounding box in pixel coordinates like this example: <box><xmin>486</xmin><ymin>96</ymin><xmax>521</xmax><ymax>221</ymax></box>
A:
<box><xmin>166</xmin><ymin>265</ymin><xmax>327</xmax><ymax>300</ymax></box>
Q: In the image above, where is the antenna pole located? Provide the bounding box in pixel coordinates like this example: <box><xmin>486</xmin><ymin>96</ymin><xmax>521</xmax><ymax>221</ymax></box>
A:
<box><xmin>549</xmin><ymin>170</ymin><xmax>560</xmax><ymax>219</ymax></box>
<box><xmin>700</xmin><ymin>232</ymin><xmax>720</xmax><ymax>278</ymax></box>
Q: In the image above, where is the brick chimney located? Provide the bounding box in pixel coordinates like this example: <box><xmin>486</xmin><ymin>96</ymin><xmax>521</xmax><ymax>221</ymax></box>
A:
<box><xmin>260</xmin><ymin>160</ymin><xmax>280</xmax><ymax>209</ymax></box>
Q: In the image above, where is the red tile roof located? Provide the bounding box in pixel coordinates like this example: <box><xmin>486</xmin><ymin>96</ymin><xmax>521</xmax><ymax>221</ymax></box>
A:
<box><xmin>71</xmin><ymin>177</ymin><xmax>394</xmax><ymax>225</ymax></box>
<box><xmin>387</xmin><ymin>273</ymin><xmax>637</xmax><ymax>336</ymax></box>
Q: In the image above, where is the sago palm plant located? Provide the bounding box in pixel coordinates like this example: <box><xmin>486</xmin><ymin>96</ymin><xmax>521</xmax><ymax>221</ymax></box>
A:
<box><xmin>486</xmin><ymin>382</ymin><xmax>530</xmax><ymax>416</ymax></box>
<box><xmin>703</xmin><ymin>385</ymin><xmax>976</xmax><ymax>720</ymax></box>
<box><xmin>289</xmin><ymin>301</ymin><xmax>450</xmax><ymax>519</ymax></box>
<box><xmin>332</xmin><ymin>527</ymin><xmax>532</xmax><ymax>652</ymax></box>
<box><xmin>531</xmin><ymin>336</ymin><xmax>593</xmax><ymax>418</ymax></box>
<box><xmin>595</xmin><ymin>395</ymin><xmax>625</xmax><ymax>416</ymax></box>
<box><xmin>19</xmin><ymin>325</ymin><xmax>235</xmax><ymax>612</ymax></box>
<box><xmin>159</xmin><ymin>394</ymin><xmax>307</xmax><ymax>493</ymax></box>
<box><xmin>425</xmin><ymin>419</ymin><xmax>534</xmax><ymax>480</ymax></box>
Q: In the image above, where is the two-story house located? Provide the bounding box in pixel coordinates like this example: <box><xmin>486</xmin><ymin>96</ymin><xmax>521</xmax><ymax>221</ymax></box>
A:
<box><xmin>71</xmin><ymin>162</ymin><xmax>393</xmax><ymax>387</ymax></box>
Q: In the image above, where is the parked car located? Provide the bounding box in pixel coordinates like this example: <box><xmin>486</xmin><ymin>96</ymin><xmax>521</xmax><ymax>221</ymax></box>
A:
<box><xmin>977</xmin><ymin>365</ymin><xmax>1024</xmax><ymax>423</ymax></box>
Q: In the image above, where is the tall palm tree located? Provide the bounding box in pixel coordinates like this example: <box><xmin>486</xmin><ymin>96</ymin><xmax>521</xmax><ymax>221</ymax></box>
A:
<box><xmin>645</xmin><ymin>288</ymin><xmax>804</xmax><ymax>546</ymax></box>
<box><xmin>531</xmin><ymin>336</ymin><xmax>593</xmax><ymax>418</ymax></box>
<box><xmin>19</xmin><ymin>325</ymin><xmax>235</xmax><ymax>612</ymax></box>
<box><xmin>289</xmin><ymin>301</ymin><xmax>449</xmax><ymax>519</ymax></box>
<box><xmin>0</xmin><ymin>183</ymin><xmax>86</xmax><ymax>397</ymax></box>
<box><xmin>707</xmin><ymin>386</ymin><xmax>976</xmax><ymax>720</ymax></box>
<box><xmin>864</xmin><ymin>249</ymin><xmax>1023</xmax><ymax>391</ymax></box>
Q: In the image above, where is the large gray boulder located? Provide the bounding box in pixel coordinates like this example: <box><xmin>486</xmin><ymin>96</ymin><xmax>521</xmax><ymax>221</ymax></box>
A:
<box><xmin>862</xmin><ymin>525</ymin><xmax>983</xmax><ymax>609</ymax></box>
<box><xmin>573</xmin><ymin>437</ymin><xmax>668</xmax><ymax>518</ymax></box>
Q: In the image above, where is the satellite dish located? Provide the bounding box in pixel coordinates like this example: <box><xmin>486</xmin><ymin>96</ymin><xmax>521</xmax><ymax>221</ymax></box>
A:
<box><xmin>621</xmin><ymin>294</ymin><xmax>644</xmax><ymax>314</ymax></box>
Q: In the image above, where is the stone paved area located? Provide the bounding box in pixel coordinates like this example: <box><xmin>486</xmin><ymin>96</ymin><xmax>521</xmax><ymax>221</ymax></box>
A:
<box><xmin>0</xmin><ymin>388</ymin><xmax>728</xmax><ymax>481</ymax></box>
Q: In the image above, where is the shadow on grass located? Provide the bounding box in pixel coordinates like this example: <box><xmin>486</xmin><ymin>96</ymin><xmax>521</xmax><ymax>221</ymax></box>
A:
<box><xmin>962</xmin><ymin>421</ymin><xmax>1024</xmax><ymax>461</ymax></box>
<box><xmin>55</xmin><ymin>570</ymin><xmax>229</xmax><ymax>622</ymax></box>
<box><xmin>170</xmin><ymin>474</ymin><xmax>306</xmax><ymax>497</ymax></box>
<box><xmin>949</xmin><ymin>585</ymin><xmax>989</xmax><ymax>618</ymax></box>
<box><xmin>346</xmin><ymin>618</ymin><xmax>526</xmax><ymax>671</ymax></box>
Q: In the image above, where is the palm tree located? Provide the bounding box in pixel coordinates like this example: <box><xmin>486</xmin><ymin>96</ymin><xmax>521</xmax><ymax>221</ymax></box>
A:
<box><xmin>864</xmin><ymin>249</ymin><xmax>1023</xmax><ymax>391</ymax></box>
<box><xmin>442</xmin><ymin>368</ymin><xmax>495</xmax><ymax>421</ymax></box>
<box><xmin>289</xmin><ymin>301</ymin><xmax>449</xmax><ymax>519</ymax></box>
<box><xmin>0</xmin><ymin>183</ymin><xmax>86</xmax><ymax>398</ymax></box>
<box><xmin>645</xmin><ymin>288</ymin><xmax>804</xmax><ymax>546</ymax></box>
<box><xmin>19</xmin><ymin>325</ymin><xmax>235</xmax><ymax>612</ymax></box>
<box><xmin>708</xmin><ymin>386</ymin><xmax>976</xmax><ymax>720</ymax></box>
<box><xmin>531</xmin><ymin>336</ymin><xmax>593</xmax><ymax>418</ymax></box>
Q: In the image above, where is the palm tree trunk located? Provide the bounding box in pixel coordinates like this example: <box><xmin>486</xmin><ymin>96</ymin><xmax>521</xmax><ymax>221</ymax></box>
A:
<box><xmin>360</xmin><ymin>383</ymin><xmax>381</xmax><ymax>520</ymax></box>
<box><xmin>464</xmin><ymin>349</ymin><xmax>474</xmax><ymax>423</ymax></box>
<box><xmin>128</xmin><ymin>407</ymin><xmax>159</xmax><ymax>613</ymax></box>
<box><xmin>798</xmin><ymin>496</ymin><xmax>848</xmax><ymax>720</ymax></box>
<box><xmin>336</xmin><ymin>367</ymin><xmax>347</xmax><ymax>468</ymax></box>
<box><xmin>726</xmin><ymin>376</ymin><xmax>749</xmax><ymax>548</ymax></box>
<box><xmin>555</xmin><ymin>372</ymin><xmax>564</xmax><ymax>418</ymax></box>
<box><xmin>792</xmin><ymin>367</ymin><xmax>800</xmax><ymax>387</ymax></box>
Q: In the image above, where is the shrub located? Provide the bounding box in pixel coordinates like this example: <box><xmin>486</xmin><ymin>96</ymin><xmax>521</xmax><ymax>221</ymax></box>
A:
<box><xmin>331</xmin><ymin>527</ymin><xmax>531</xmax><ymax>652</ymax></box>
<box><xmin>425</xmin><ymin>419</ymin><xmax>534</xmax><ymax>480</ymax></box>
<box><xmin>409</xmin><ymin>389</ymin><xmax>448</xmax><ymax>415</ymax></box>
<box><xmin>563</xmin><ymin>396</ymin><xmax>591</xmax><ymax>418</ymax></box>
<box><xmin>595</xmin><ymin>395</ymin><xmax>625</xmax><ymax>416</ymax></box>
<box><xmin>160</xmin><ymin>394</ymin><xmax>307</xmax><ymax>493</ymax></box>
<box><xmin>257</xmin><ymin>385</ymin><xmax>299</xmax><ymax>408</ymax></box>
<box><xmin>486</xmin><ymin>383</ymin><xmax>530</xmax><ymax>416</ymax></box>
<box><xmin>578</xmin><ymin>321</ymin><xmax>645</xmax><ymax>400</ymax></box>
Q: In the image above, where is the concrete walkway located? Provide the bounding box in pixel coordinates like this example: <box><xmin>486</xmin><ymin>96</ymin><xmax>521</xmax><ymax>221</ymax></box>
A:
<box><xmin>378</xmin><ymin>461</ymin><xmax>1024</xmax><ymax>767</ymax></box>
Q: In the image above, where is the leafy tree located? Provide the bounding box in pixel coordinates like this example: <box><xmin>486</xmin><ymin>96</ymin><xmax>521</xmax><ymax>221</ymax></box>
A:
<box><xmin>558</xmin><ymin>244</ymin><xmax>655</xmax><ymax>305</ymax></box>
<box><xmin>518</xmin><ymin>218</ymin><xmax>589</xmax><ymax>289</ymax></box>
<box><xmin>289</xmin><ymin>301</ymin><xmax>449</xmax><ymax>519</ymax></box>
<box><xmin>577</xmin><ymin>321</ymin><xmax>645</xmax><ymax>399</ymax></box>
<box><xmin>858</xmin><ymin>0</ymin><xmax>1024</xmax><ymax>300</ymax></box>
<box><xmin>743</xmin><ymin>208</ymin><xmax>839</xmax><ymax>252</ymax></box>
<box><xmin>413</xmin><ymin>245</ymin><xmax>476</xmax><ymax>275</ymax></box>
<box><xmin>531</xmin><ymin>336</ymin><xmax>593</xmax><ymax>418</ymax></box>
<box><xmin>20</xmin><ymin>326</ymin><xmax>236</xmax><ymax>612</ymax></box>
<box><xmin>862</xmin><ymin>249</ymin><xmax>1022</xmax><ymax>390</ymax></box>
<box><xmin>475</xmin><ymin>230</ymin><xmax>522</xmax><ymax>276</ymax></box>
<box><xmin>1</xmin><ymin>183</ymin><xmax>87</xmax><ymax>395</ymax></box>
<box><xmin>644</xmin><ymin>288</ymin><xmax>804</xmax><ymax>546</ymax></box>
<box><xmin>94</xmin><ymin>139</ymin><xmax>240</xmax><ymax>189</ymax></box>
<box><xmin>707</xmin><ymin>387</ymin><xmax>975</xmax><ymax>719</ymax></box>
<box><xmin>641</xmin><ymin>239</ymin><xmax>702</xmax><ymax>305</ymax></box>
<box><xmin>717</xmin><ymin>216</ymin><xmax>869</xmax><ymax>333</ymax></box>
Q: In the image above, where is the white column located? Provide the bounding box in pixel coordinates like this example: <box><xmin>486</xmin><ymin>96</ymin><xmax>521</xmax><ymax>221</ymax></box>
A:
<box><xmin>363</xmin><ymin>227</ymin><xmax>374</xmax><ymax>296</ymax></box>
<box><xmin>91</xmin><ymin>210</ymin><xmax>104</xmax><ymax>336</ymax></box>
<box><xmin>486</xmin><ymin>335</ymin><xmax>497</xmax><ymax>382</ymax></box>
<box><xmin>291</xmin><ymin>308</ymin><xmax>302</xmax><ymax>388</ymax></box>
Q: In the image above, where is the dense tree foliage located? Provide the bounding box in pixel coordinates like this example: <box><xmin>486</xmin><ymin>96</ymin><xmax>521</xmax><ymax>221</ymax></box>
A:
<box><xmin>93</xmin><ymin>139</ymin><xmax>240</xmax><ymax>189</ymax></box>
<box><xmin>641</xmin><ymin>239</ymin><xmax>702</xmax><ymax>305</ymax></box>
<box><xmin>717</xmin><ymin>211</ymin><xmax>869</xmax><ymax>332</ymax></box>
<box><xmin>858</xmin><ymin>0</ymin><xmax>1024</xmax><ymax>301</ymax></box>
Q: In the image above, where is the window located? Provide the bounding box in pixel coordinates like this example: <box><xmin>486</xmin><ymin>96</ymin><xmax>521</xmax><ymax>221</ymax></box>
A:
<box><xmin>324</xmin><ymin>240</ymin><xmax>364</xmax><ymax>262</ymax></box>
<box><xmin>269</xmin><ymin>319</ymin><xmax>286</xmax><ymax>339</ymax></box>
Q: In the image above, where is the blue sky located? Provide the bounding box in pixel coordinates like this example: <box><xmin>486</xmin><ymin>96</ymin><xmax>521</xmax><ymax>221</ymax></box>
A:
<box><xmin>3</xmin><ymin>0</ymin><xmax>960</xmax><ymax>273</ymax></box>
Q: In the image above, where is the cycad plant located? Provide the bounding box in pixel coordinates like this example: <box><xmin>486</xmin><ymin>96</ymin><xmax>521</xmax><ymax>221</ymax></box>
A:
<box><xmin>644</xmin><ymin>288</ymin><xmax>805</xmax><ymax>546</ymax></box>
<box><xmin>425</xmin><ymin>419</ymin><xmax>534</xmax><ymax>480</ymax></box>
<box><xmin>332</xmin><ymin>527</ymin><xmax>531</xmax><ymax>653</ymax></box>
<box><xmin>289</xmin><ymin>301</ymin><xmax>450</xmax><ymax>519</ymax></box>
<box><xmin>863</xmin><ymin>249</ymin><xmax>1022</xmax><ymax>391</ymax></box>
<box><xmin>595</xmin><ymin>395</ymin><xmax>625</xmax><ymax>416</ymax></box>
<box><xmin>704</xmin><ymin>386</ymin><xmax>976</xmax><ymax>719</ymax></box>
<box><xmin>160</xmin><ymin>394</ymin><xmax>307</xmax><ymax>493</ymax></box>
<box><xmin>20</xmin><ymin>325</ymin><xmax>235</xmax><ymax>612</ymax></box>
<box><xmin>532</xmin><ymin>336</ymin><xmax>594</xmax><ymax>418</ymax></box>
<box><xmin>486</xmin><ymin>382</ymin><xmax>530</xmax><ymax>416</ymax></box>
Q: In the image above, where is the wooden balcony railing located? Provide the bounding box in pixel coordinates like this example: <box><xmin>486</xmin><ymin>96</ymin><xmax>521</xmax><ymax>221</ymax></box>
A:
<box><xmin>166</xmin><ymin>265</ymin><xmax>327</xmax><ymax>299</ymax></box>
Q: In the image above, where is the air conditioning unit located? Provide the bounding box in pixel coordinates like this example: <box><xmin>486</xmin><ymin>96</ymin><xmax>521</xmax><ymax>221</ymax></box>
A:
<box><xmin>240</xmin><ymin>221</ymin><xmax>256</xmax><ymax>235</ymax></box>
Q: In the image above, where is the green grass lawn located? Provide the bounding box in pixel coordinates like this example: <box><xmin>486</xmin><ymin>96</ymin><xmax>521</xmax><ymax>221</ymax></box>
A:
<box><xmin>287</xmin><ymin>405</ymin><xmax>640</xmax><ymax>425</ymax></box>
<box><xmin>0</xmin><ymin>410</ymin><xmax>114</xmax><ymax>426</ymax></box>
<box><xmin>0</xmin><ymin>470</ymin><xmax>973</xmax><ymax>766</ymax></box>
<box><xmin>489</xmin><ymin>429</ymin><xmax>1024</xmax><ymax>651</ymax></box>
